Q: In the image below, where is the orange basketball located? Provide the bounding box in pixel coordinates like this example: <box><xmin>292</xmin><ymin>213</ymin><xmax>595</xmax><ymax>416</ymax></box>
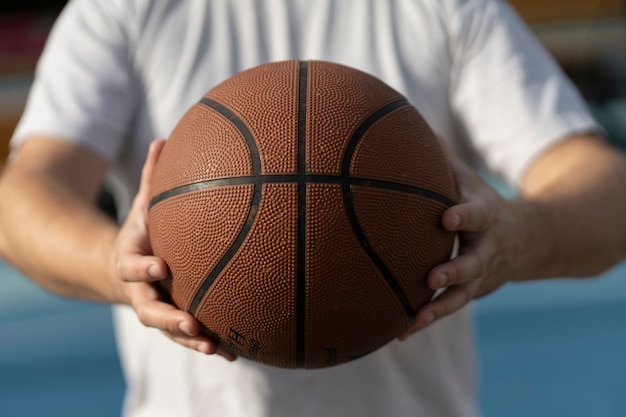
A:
<box><xmin>148</xmin><ymin>60</ymin><xmax>457</xmax><ymax>369</ymax></box>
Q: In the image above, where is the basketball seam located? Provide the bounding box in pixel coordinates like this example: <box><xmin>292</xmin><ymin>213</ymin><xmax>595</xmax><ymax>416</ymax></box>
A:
<box><xmin>149</xmin><ymin>175</ymin><xmax>454</xmax><ymax>210</ymax></box>
<box><xmin>295</xmin><ymin>61</ymin><xmax>308</xmax><ymax>368</ymax></box>
<box><xmin>341</xmin><ymin>100</ymin><xmax>417</xmax><ymax>323</ymax></box>
<box><xmin>185</xmin><ymin>99</ymin><xmax>262</xmax><ymax>316</ymax></box>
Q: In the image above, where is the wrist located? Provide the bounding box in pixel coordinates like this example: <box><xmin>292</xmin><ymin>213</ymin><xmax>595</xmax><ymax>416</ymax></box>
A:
<box><xmin>507</xmin><ymin>197</ymin><xmax>563</xmax><ymax>282</ymax></box>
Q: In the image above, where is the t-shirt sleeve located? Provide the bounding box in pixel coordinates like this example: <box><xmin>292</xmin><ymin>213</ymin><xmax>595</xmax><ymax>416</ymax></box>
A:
<box><xmin>11</xmin><ymin>0</ymin><xmax>138</xmax><ymax>162</ymax></box>
<box><xmin>447</xmin><ymin>0</ymin><xmax>600</xmax><ymax>186</ymax></box>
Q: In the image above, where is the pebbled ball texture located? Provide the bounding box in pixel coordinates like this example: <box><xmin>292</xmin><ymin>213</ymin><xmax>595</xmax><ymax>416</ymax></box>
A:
<box><xmin>149</xmin><ymin>60</ymin><xmax>457</xmax><ymax>369</ymax></box>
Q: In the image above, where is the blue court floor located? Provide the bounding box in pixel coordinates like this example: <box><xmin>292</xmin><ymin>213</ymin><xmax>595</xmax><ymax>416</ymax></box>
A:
<box><xmin>1</xmin><ymin>260</ymin><xmax>625</xmax><ymax>417</ymax></box>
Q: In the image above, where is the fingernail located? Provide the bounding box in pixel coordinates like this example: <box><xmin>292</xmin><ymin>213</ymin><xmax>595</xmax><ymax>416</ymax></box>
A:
<box><xmin>420</xmin><ymin>312</ymin><xmax>435</xmax><ymax>327</ymax></box>
<box><xmin>148</xmin><ymin>264</ymin><xmax>162</xmax><ymax>279</ymax></box>
<box><xmin>426</xmin><ymin>312</ymin><xmax>435</xmax><ymax>324</ymax></box>
<box><xmin>197</xmin><ymin>342</ymin><xmax>210</xmax><ymax>354</ymax></box>
<box><xmin>451</xmin><ymin>214</ymin><xmax>461</xmax><ymax>229</ymax></box>
<box><xmin>437</xmin><ymin>273</ymin><xmax>448</xmax><ymax>288</ymax></box>
<box><xmin>179</xmin><ymin>321</ymin><xmax>195</xmax><ymax>336</ymax></box>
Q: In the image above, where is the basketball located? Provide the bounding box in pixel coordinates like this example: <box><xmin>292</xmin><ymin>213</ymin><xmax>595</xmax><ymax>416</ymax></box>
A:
<box><xmin>148</xmin><ymin>60</ymin><xmax>458</xmax><ymax>369</ymax></box>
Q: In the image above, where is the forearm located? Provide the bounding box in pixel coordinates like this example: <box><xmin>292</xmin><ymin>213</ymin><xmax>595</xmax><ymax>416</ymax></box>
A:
<box><xmin>0</xmin><ymin>168</ymin><xmax>124</xmax><ymax>302</ymax></box>
<box><xmin>0</xmin><ymin>138</ymin><xmax>129</xmax><ymax>304</ymax></box>
<box><xmin>516</xmin><ymin>135</ymin><xmax>626</xmax><ymax>280</ymax></box>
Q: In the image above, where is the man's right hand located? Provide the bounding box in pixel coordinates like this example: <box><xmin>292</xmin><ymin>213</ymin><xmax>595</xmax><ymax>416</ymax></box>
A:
<box><xmin>114</xmin><ymin>139</ymin><xmax>236</xmax><ymax>361</ymax></box>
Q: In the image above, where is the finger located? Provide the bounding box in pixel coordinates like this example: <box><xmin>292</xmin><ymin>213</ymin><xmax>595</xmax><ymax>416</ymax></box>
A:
<box><xmin>417</xmin><ymin>282</ymin><xmax>478</xmax><ymax>325</ymax></box>
<box><xmin>161</xmin><ymin>330</ymin><xmax>237</xmax><ymax>361</ymax></box>
<box><xmin>117</xmin><ymin>252</ymin><xmax>169</xmax><ymax>282</ymax></box>
<box><xmin>442</xmin><ymin>201</ymin><xmax>488</xmax><ymax>232</ymax></box>
<box><xmin>124</xmin><ymin>281</ymin><xmax>238</xmax><ymax>360</ymax></box>
<box><xmin>428</xmin><ymin>253</ymin><xmax>484</xmax><ymax>290</ymax></box>
<box><xmin>135</xmin><ymin>139</ymin><xmax>167</xmax><ymax>211</ymax></box>
<box><xmin>113</xmin><ymin>141</ymin><xmax>170</xmax><ymax>285</ymax></box>
<box><xmin>398</xmin><ymin>282</ymin><xmax>478</xmax><ymax>341</ymax></box>
<box><xmin>121</xmin><ymin>139</ymin><xmax>166</xmax><ymax>234</ymax></box>
<box><xmin>397</xmin><ymin>312</ymin><xmax>435</xmax><ymax>341</ymax></box>
<box><xmin>140</xmin><ymin>139</ymin><xmax>166</xmax><ymax>193</ymax></box>
<box><xmin>129</xmin><ymin>284</ymin><xmax>199</xmax><ymax>336</ymax></box>
<box><xmin>136</xmin><ymin>301</ymin><xmax>198</xmax><ymax>336</ymax></box>
<box><xmin>215</xmin><ymin>346</ymin><xmax>238</xmax><ymax>361</ymax></box>
<box><xmin>161</xmin><ymin>329</ymin><xmax>212</xmax><ymax>352</ymax></box>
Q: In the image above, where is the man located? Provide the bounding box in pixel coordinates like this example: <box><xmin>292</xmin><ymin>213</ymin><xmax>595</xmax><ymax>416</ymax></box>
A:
<box><xmin>1</xmin><ymin>0</ymin><xmax>625</xmax><ymax>416</ymax></box>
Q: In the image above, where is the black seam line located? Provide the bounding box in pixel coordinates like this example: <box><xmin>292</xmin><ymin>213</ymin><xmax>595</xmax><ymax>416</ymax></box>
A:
<box><xmin>198</xmin><ymin>98</ymin><xmax>262</xmax><ymax>174</ymax></box>
<box><xmin>187</xmin><ymin>185</ymin><xmax>262</xmax><ymax>315</ymax></box>
<box><xmin>187</xmin><ymin>98</ymin><xmax>262</xmax><ymax>316</ymax></box>
<box><xmin>295</xmin><ymin>61</ymin><xmax>308</xmax><ymax>368</ymax></box>
<box><xmin>341</xmin><ymin>99</ymin><xmax>417</xmax><ymax>323</ymax></box>
<box><xmin>148</xmin><ymin>174</ymin><xmax>455</xmax><ymax>210</ymax></box>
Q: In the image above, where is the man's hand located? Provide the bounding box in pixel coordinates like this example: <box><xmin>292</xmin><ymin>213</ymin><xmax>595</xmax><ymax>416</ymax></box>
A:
<box><xmin>399</xmin><ymin>157</ymin><xmax>524</xmax><ymax>339</ymax></box>
<box><xmin>114</xmin><ymin>140</ymin><xmax>236</xmax><ymax>360</ymax></box>
<box><xmin>399</xmin><ymin>134</ymin><xmax>626</xmax><ymax>340</ymax></box>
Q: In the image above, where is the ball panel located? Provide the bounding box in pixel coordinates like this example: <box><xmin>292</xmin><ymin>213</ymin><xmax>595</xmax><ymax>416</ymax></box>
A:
<box><xmin>148</xmin><ymin>185</ymin><xmax>254</xmax><ymax>311</ymax></box>
<box><xmin>151</xmin><ymin>105</ymin><xmax>253</xmax><ymax>197</ymax></box>
<box><xmin>304</xmin><ymin>183</ymin><xmax>408</xmax><ymax>368</ymax></box>
<box><xmin>350</xmin><ymin>106</ymin><xmax>457</xmax><ymax>201</ymax></box>
<box><xmin>306</xmin><ymin>61</ymin><xmax>405</xmax><ymax>175</ymax></box>
<box><xmin>351</xmin><ymin>187</ymin><xmax>455</xmax><ymax>311</ymax></box>
<box><xmin>194</xmin><ymin>183</ymin><xmax>299</xmax><ymax>368</ymax></box>
<box><xmin>205</xmin><ymin>61</ymin><xmax>300</xmax><ymax>176</ymax></box>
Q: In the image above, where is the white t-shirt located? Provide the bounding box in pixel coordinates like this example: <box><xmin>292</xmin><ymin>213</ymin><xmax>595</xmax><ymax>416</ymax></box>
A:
<box><xmin>12</xmin><ymin>1</ymin><xmax>597</xmax><ymax>416</ymax></box>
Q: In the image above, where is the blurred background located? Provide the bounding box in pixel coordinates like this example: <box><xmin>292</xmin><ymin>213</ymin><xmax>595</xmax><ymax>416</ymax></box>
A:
<box><xmin>0</xmin><ymin>1</ymin><xmax>625</xmax><ymax>416</ymax></box>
